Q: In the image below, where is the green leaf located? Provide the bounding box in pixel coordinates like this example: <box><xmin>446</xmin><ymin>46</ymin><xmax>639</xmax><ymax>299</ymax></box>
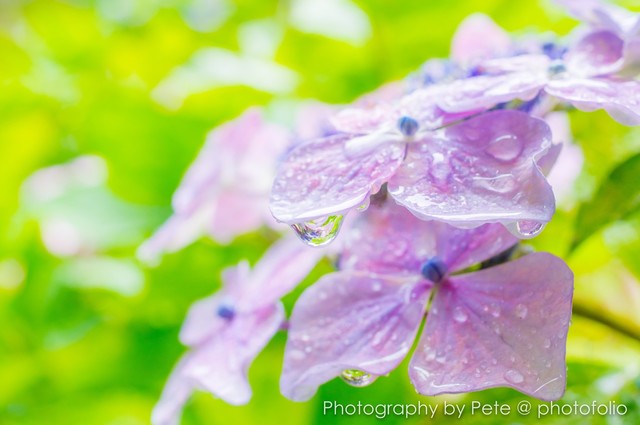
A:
<box><xmin>572</xmin><ymin>153</ymin><xmax>640</xmax><ymax>250</ymax></box>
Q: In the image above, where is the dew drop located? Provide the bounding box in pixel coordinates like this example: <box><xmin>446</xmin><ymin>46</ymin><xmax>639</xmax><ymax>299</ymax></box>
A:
<box><xmin>486</xmin><ymin>134</ymin><xmax>523</xmax><ymax>162</ymax></box>
<box><xmin>291</xmin><ymin>215</ymin><xmax>344</xmax><ymax>247</ymax></box>
<box><xmin>515</xmin><ymin>304</ymin><xmax>528</xmax><ymax>319</ymax></box>
<box><xmin>504</xmin><ymin>369</ymin><xmax>525</xmax><ymax>384</ymax></box>
<box><xmin>543</xmin><ymin>338</ymin><xmax>551</xmax><ymax>348</ymax></box>
<box><xmin>372</xmin><ymin>281</ymin><xmax>382</xmax><ymax>292</ymax></box>
<box><xmin>453</xmin><ymin>307</ymin><xmax>468</xmax><ymax>323</ymax></box>
<box><xmin>341</xmin><ymin>369</ymin><xmax>373</xmax><ymax>387</ymax></box>
<box><xmin>506</xmin><ymin>220</ymin><xmax>546</xmax><ymax>239</ymax></box>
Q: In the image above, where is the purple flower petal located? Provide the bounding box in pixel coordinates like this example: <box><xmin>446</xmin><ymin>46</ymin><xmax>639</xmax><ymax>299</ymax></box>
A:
<box><xmin>546</xmin><ymin>77</ymin><xmax>640</xmax><ymax>125</ymax></box>
<box><xmin>388</xmin><ymin>110</ymin><xmax>556</xmax><ymax>234</ymax></box>
<box><xmin>280</xmin><ymin>271</ymin><xmax>430</xmax><ymax>401</ymax></box>
<box><xmin>555</xmin><ymin>0</ymin><xmax>637</xmax><ymax>34</ymax></box>
<box><xmin>270</xmin><ymin>134</ymin><xmax>406</xmax><ymax>224</ymax></box>
<box><xmin>565</xmin><ymin>30</ymin><xmax>624</xmax><ymax>77</ymax></box>
<box><xmin>434</xmin><ymin>72</ymin><xmax>547</xmax><ymax>113</ymax></box>
<box><xmin>152</xmin><ymin>357</ymin><xmax>194</xmax><ymax>425</ymax></box>
<box><xmin>238</xmin><ymin>235</ymin><xmax>327</xmax><ymax>309</ymax></box>
<box><xmin>184</xmin><ymin>304</ymin><xmax>284</xmax><ymax>404</ymax></box>
<box><xmin>450</xmin><ymin>13</ymin><xmax>511</xmax><ymax>63</ymax></box>
<box><xmin>409</xmin><ymin>252</ymin><xmax>574</xmax><ymax>400</ymax></box>
<box><xmin>340</xmin><ymin>201</ymin><xmax>517</xmax><ymax>275</ymax></box>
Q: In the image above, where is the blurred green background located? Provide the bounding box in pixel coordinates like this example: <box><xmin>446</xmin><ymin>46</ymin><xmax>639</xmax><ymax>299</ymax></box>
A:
<box><xmin>1</xmin><ymin>0</ymin><xmax>640</xmax><ymax>424</ymax></box>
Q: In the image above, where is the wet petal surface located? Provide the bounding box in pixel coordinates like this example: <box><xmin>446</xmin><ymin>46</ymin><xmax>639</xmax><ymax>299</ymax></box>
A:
<box><xmin>409</xmin><ymin>253</ymin><xmax>574</xmax><ymax>400</ymax></box>
<box><xmin>388</xmin><ymin>110</ymin><xmax>556</xmax><ymax>233</ymax></box>
<box><xmin>340</xmin><ymin>201</ymin><xmax>517</xmax><ymax>274</ymax></box>
<box><xmin>546</xmin><ymin>77</ymin><xmax>640</xmax><ymax>125</ymax></box>
<box><xmin>280</xmin><ymin>271</ymin><xmax>429</xmax><ymax>401</ymax></box>
<box><xmin>270</xmin><ymin>134</ymin><xmax>406</xmax><ymax>223</ymax></box>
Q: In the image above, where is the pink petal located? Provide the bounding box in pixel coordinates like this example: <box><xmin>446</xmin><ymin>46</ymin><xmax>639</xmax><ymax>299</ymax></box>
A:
<box><xmin>152</xmin><ymin>357</ymin><xmax>195</xmax><ymax>425</ymax></box>
<box><xmin>388</xmin><ymin>110</ymin><xmax>556</xmax><ymax>232</ymax></box>
<box><xmin>546</xmin><ymin>77</ymin><xmax>640</xmax><ymax>125</ymax></box>
<box><xmin>340</xmin><ymin>201</ymin><xmax>517</xmax><ymax>275</ymax></box>
<box><xmin>183</xmin><ymin>304</ymin><xmax>284</xmax><ymax>404</ymax></box>
<box><xmin>555</xmin><ymin>0</ymin><xmax>637</xmax><ymax>34</ymax></box>
<box><xmin>238</xmin><ymin>235</ymin><xmax>327</xmax><ymax>309</ymax></box>
<box><xmin>435</xmin><ymin>72</ymin><xmax>547</xmax><ymax>114</ymax></box>
<box><xmin>451</xmin><ymin>13</ymin><xmax>512</xmax><ymax>63</ymax></box>
<box><xmin>137</xmin><ymin>209</ymin><xmax>214</xmax><ymax>264</ymax></box>
<box><xmin>280</xmin><ymin>271</ymin><xmax>430</xmax><ymax>401</ymax></box>
<box><xmin>565</xmin><ymin>30</ymin><xmax>624</xmax><ymax>77</ymax></box>
<box><xmin>479</xmin><ymin>54</ymin><xmax>550</xmax><ymax>74</ymax></box>
<box><xmin>270</xmin><ymin>134</ymin><xmax>406</xmax><ymax>224</ymax></box>
<box><xmin>409</xmin><ymin>252</ymin><xmax>574</xmax><ymax>400</ymax></box>
<box><xmin>208</xmin><ymin>190</ymin><xmax>276</xmax><ymax>244</ymax></box>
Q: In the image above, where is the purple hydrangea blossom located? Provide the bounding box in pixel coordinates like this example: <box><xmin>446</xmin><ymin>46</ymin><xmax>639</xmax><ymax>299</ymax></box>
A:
<box><xmin>426</xmin><ymin>25</ymin><xmax>640</xmax><ymax>125</ymax></box>
<box><xmin>138</xmin><ymin>108</ymin><xmax>290</xmax><ymax>263</ymax></box>
<box><xmin>152</xmin><ymin>236</ymin><xmax>325</xmax><ymax>425</ymax></box>
<box><xmin>280</xmin><ymin>201</ymin><xmax>574</xmax><ymax>401</ymax></box>
<box><xmin>271</xmin><ymin>109</ymin><xmax>556</xmax><ymax>243</ymax></box>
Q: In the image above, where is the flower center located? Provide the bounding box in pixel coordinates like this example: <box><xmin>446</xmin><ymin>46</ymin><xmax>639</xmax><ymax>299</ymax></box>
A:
<box><xmin>216</xmin><ymin>304</ymin><xmax>236</xmax><ymax>320</ymax></box>
<box><xmin>397</xmin><ymin>116</ymin><xmax>419</xmax><ymax>137</ymax></box>
<box><xmin>420</xmin><ymin>257</ymin><xmax>447</xmax><ymax>283</ymax></box>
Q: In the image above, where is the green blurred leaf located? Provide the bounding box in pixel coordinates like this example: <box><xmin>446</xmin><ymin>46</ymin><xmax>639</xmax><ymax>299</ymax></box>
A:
<box><xmin>572</xmin><ymin>153</ymin><xmax>640</xmax><ymax>250</ymax></box>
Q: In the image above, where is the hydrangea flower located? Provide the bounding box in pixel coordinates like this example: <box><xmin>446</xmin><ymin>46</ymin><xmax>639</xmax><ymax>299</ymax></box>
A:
<box><xmin>270</xmin><ymin>109</ymin><xmax>555</xmax><ymax>244</ymax></box>
<box><xmin>280</xmin><ymin>201</ymin><xmax>574</xmax><ymax>401</ymax></box>
<box><xmin>138</xmin><ymin>108</ymin><xmax>290</xmax><ymax>263</ymax></box>
<box><xmin>424</xmin><ymin>22</ymin><xmax>640</xmax><ymax>125</ymax></box>
<box><xmin>152</xmin><ymin>236</ymin><xmax>325</xmax><ymax>425</ymax></box>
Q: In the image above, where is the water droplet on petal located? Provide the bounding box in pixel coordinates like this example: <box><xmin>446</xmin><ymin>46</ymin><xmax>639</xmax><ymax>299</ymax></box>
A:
<box><xmin>515</xmin><ymin>304</ymin><xmax>528</xmax><ymax>319</ymax></box>
<box><xmin>486</xmin><ymin>134</ymin><xmax>523</xmax><ymax>162</ymax></box>
<box><xmin>543</xmin><ymin>338</ymin><xmax>551</xmax><ymax>348</ymax></box>
<box><xmin>291</xmin><ymin>215</ymin><xmax>344</xmax><ymax>246</ymax></box>
<box><xmin>506</xmin><ymin>220</ymin><xmax>546</xmax><ymax>239</ymax></box>
<box><xmin>453</xmin><ymin>307</ymin><xmax>468</xmax><ymax>323</ymax></box>
<box><xmin>504</xmin><ymin>369</ymin><xmax>525</xmax><ymax>384</ymax></box>
<box><xmin>341</xmin><ymin>369</ymin><xmax>373</xmax><ymax>387</ymax></box>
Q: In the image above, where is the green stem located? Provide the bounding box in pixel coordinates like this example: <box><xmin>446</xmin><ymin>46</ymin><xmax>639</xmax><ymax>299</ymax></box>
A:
<box><xmin>572</xmin><ymin>303</ymin><xmax>640</xmax><ymax>343</ymax></box>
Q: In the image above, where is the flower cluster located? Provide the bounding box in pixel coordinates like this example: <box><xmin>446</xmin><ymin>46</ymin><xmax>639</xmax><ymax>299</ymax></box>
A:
<box><xmin>145</xmin><ymin>1</ymin><xmax>640</xmax><ymax>424</ymax></box>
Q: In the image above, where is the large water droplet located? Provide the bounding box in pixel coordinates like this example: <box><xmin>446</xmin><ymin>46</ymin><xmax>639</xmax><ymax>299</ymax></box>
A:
<box><xmin>341</xmin><ymin>369</ymin><xmax>374</xmax><ymax>387</ymax></box>
<box><xmin>453</xmin><ymin>307</ymin><xmax>468</xmax><ymax>323</ymax></box>
<box><xmin>291</xmin><ymin>215</ymin><xmax>344</xmax><ymax>246</ymax></box>
<box><xmin>506</xmin><ymin>220</ymin><xmax>546</xmax><ymax>239</ymax></box>
<box><xmin>486</xmin><ymin>134</ymin><xmax>523</xmax><ymax>162</ymax></box>
<box><xmin>504</xmin><ymin>369</ymin><xmax>525</xmax><ymax>384</ymax></box>
<box><xmin>515</xmin><ymin>304</ymin><xmax>528</xmax><ymax>319</ymax></box>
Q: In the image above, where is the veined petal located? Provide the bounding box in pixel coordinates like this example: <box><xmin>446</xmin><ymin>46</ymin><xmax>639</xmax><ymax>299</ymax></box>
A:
<box><xmin>340</xmin><ymin>201</ymin><xmax>516</xmax><ymax>275</ymax></box>
<box><xmin>546</xmin><ymin>77</ymin><xmax>640</xmax><ymax>125</ymax></box>
<box><xmin>409</xmin><ymin>253</ymin><xmax>573</xmax><ymax>400</ymax></box>
<box><xmin>280</xmin><ymin>271</ymin><xmax>430</xmax><ymax>401</ymax></box>
<box><xmin>388</xmin><ymin>110</ymin><xmax>556</xmax><ymax>233</ymax></box>
<box><xmin>270</xmin><ymin>134</ymin><xmax>406</xmax><ymax>224</ymax></box>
